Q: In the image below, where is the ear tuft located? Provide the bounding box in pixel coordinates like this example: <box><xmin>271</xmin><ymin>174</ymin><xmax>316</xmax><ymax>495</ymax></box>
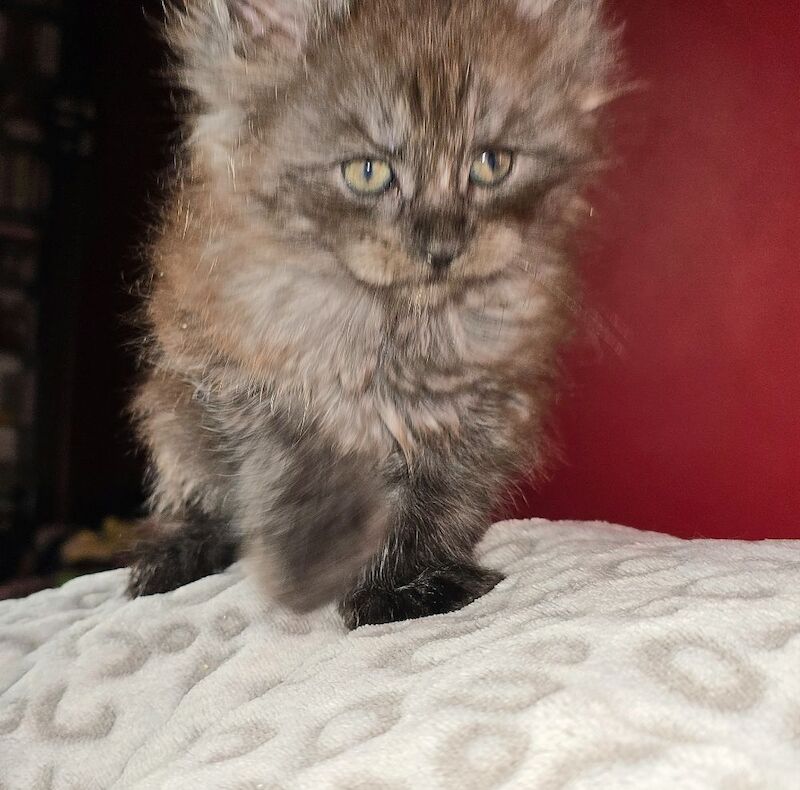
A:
<box><xmin>517</xmin><ymin>0</ymin><xmax>622</xmax><ymax>114</ymax></box>
<box><xmin>232</xmin><ymin>0</ymin><xmax>271</xmax><ymax>37</ymax></box>
<box><xmin>225</xmin><ymin>0</ymin><xmax>307</xmax><ymax>45</ymax></box>
<box><xmin>164</xmin><ymin>0</ymin><xmax>345</xmax><ymax>109</ymax></box>
<box><xmin>516</xmin><ymin>0</ymin><xmax>560</xmax><ymax>19</ymax></box>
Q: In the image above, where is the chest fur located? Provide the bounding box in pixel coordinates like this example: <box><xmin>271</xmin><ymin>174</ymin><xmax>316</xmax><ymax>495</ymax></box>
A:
<box><xmin>171</xmin><ymin>260</ymin><xmax>564</xmax><ymax>463</ymax></box>
<box><xmin>278</xmin><ymin>275</ymin><xmax>554</xmax><ymax>462</ymax></box>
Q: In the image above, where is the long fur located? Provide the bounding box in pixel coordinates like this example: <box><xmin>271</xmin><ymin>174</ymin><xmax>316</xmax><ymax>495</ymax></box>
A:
<box><xmin>129</xmin><ymin>0</ymin><xmax>620</xmax><ymax>627</ymax></box>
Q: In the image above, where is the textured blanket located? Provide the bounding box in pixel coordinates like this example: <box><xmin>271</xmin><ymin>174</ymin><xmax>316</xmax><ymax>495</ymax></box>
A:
<box><xmin>2</xmin><ymin>519</ymin><xmax>800</xmax><ymax>789</ymax></box>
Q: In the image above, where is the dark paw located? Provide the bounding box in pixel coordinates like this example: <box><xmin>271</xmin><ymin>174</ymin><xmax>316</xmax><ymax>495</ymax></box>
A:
<box><xmin>127</xmin><ymin>540</ymin><xmax>187</xmax><ymax>597</ymax></box>
<box><xmin>339</xmin><ymin>563</ymin><xmax>504</xmax><ymax>629</ymax></box>
<box><xmin>126</xmin><ymin>520</ymin><xmax>237</xmax><ymax>597</ymax></box>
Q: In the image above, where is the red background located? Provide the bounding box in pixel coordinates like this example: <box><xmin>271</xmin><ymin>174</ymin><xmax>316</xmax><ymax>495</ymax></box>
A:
<box><xmin>515</xmin><ymin>0</ymin><xmax>800</xmax><ymax>539</ymax></box>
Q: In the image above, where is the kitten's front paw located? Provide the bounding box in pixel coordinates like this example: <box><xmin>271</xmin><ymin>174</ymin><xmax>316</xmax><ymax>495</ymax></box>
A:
<box><xmin>339</xmin><ymin>563</ymin><xmax>504</xmax><ymax>629</ymax></box>
<box><xmin>127</xmin><ymin>521</ymin><xmax>236</xmax><ymax>597</ymax></box>
<box><xmin>127</xmin><ymin>541</ymin><xmax>187</xmax><ymax>597</ymax></box>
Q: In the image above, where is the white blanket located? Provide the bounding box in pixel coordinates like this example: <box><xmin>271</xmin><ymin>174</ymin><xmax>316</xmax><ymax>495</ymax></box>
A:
<box><xmin>2</xmin><ymin>519</ymin><xmax>800</xmax><ymax>789</ymax></box>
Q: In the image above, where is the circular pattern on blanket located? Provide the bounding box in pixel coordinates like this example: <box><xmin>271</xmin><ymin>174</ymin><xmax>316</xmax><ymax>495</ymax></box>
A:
<box><xmin>437</xmin><ymin>668</ymin><xmax>561</xmax><ymax>714</ymax></box>
<box><xmin>77</xmin><ymin>591</ymin><xmax>110</xmax><ymax>609</ymax></box>
<box><xmin>522</xmin><ymin>636</ymin><xmax>592</xmax><ymax>665</ymax></box>
<box><xmin>213</xmin><ymin>607</ymin><xmax>250</xmax><ymax>640</ymax></box>
<box><xmin>0</xmin><ymin>697</ymin><xmax>26</xmax><ymax>734</ymax></box>
<box><xmin>617</xmin><ymin>596</ymin><xmax>692</xmax><ymax>620</ymax></box>
<box><xmin>311</xmin><ymin>693</ymin><xmax>401</xmax><ymax>761</ymax></box>
<box><xmin>33</xmin><ymin>683</ymin><xmax>116</xmax><ymax>740</ymax></box>
<box><xmin>0</xmin><ymin>633</ymin><xmax>39</xmax><ymax>662</ymax></box>
<box><xmin>757</xmin><ymin>622</ymin><xmax>800</xmax><ymax>651</ymax></box>
<box><xmin>434</xmin><ymin>721</ymin><xmax>529</xmax><ymax>789</ymax></box>
<box><xmin>154</xmin><ymin>621</ymin><xmax>199</xmax><ymax>654</ymax></box>
<box><xmin>603</xmin><ymin>552</ymin><xmax>684</xmax><ymax>578</ymax></box>
<box><xmin>96</xmin><ymin>630</ymin><xmax>152</xmax><ymax>677</ymax></box>
<box><xmin>682</xmin><ymin>572</ymin><xmax>777</xmax><ymax>601</ymax></box>
<box><xmin>194</xmin><ymin>719</ymin><xmax>278</xmax><ymax>764</ymax></box>
<box><xmin>640</xmin><ymin>636</ymin><xmax>765</xmax><ymax>712</ymax></box>
<box><xmin>362</xmin><ymin>619</ymin><xmax>501</xmax><ymax>676</ymax></box>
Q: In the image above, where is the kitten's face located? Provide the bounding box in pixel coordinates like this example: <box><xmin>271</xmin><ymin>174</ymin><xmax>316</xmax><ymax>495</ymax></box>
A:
<box><xmin>183</xmin><ymin>0</ymin><xmax>612</xmax><ymax>291</ymax></box>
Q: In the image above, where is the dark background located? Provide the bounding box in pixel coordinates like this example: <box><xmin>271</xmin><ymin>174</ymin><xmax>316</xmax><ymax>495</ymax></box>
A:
<box><xmin>1</xmin><ymin>0</ymin><xmax>172</xmax><ymax>588</ymax></box>
<box><xmin>49</xmin><ymin>0</ymin><xmax>170</xmax><ymax>526</ymax></box>
<box><xmin>1</xmin><ymin>0</ymin><xmax>798</xmax><ymax>590</ymax></box>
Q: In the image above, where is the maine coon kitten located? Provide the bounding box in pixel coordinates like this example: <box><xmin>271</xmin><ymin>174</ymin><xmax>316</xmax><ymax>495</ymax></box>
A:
<box><xmin>128</xmin><ymin>0</ymin><xmax>619</xmax><ymax>628</ymax></box>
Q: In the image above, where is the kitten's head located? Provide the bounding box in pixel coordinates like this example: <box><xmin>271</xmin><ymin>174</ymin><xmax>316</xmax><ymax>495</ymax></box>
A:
<box><xmin>169</xmin><ymin>0</ymin><xmax>618</xmax><ymax>291</ymax></box>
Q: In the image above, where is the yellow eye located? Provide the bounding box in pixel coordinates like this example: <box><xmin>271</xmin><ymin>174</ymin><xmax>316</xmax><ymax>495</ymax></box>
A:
<box><xmin>469</xmin><ymin>150</ymin><xmax>513</xmax><ymax>187</ymax></box>
<box><xmin>342</xmin><ymin>158</ymin><xmax>394</xmax><ymax>195</ymax></box>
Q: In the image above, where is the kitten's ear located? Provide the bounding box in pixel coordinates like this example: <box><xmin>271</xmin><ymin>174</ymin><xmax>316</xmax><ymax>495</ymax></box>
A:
<box><xmin>223</xmin><ymin>0</ymin><xmax>316</xmax><ymax>48</ymax></box>
<box><xmin>516</xmin><ymin>0</ymin><xmax>561</xmax><ymax>16</ymax></box>
<box><xmin>166</xmin><ymin>0</ymin><xmax>345</xmax><ymax>108</ymax></box>
<box><xmin>517</xmin><ymin>0</ymin><xmax>621</xmax><ymax>113</ymax></box>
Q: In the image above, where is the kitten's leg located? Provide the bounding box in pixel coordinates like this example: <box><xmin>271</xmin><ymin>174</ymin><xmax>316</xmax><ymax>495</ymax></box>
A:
<box><xmin>127</xmin><ymin>514</ymin><xmax>239</xmax><ymax>596</ymax></box>
<box><xmin>238</xmin><ymin>430</ymin><xmax>391</xmax><ymax>613</ymax></box>
<box><xmin>339</xmin><ymin>460</ymin><xmax>505</xmax><ymax>629</ymax></box>
<box><xmin>128</xmin><ymin>373</ymin><xmax>239</xmax><ymax>597</ymax></box>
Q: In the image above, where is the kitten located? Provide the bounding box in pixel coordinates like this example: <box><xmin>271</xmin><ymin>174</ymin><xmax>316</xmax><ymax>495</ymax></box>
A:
<box><xmin>128</xmin><ymin>0</ymin><xmax>619</xmax><ymax>628</ymax></box>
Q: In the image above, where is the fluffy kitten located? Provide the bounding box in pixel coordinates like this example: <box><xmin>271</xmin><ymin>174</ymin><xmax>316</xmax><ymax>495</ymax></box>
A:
<box><xmin>128</xmin><ymin>0</ymin><xmax>619</xmax><ymax>627</ymax></box>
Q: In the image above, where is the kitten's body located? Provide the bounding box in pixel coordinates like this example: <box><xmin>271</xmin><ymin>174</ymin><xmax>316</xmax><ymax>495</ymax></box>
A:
<box><xmin>130</xmin><ymin>0</ymin><xmax>618</xmax><ymax>627</ymax></box>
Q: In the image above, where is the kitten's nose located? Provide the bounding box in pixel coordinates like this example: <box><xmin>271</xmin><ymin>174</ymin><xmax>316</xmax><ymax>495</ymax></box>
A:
<box><xmin>426</xmin><ymin>250</ymin><xmax>457</xmax><ymax>271</ymax></box>
<box><xmin>411</xmin><ymin>211</ymin><xmax>471</xmax><ymax>271</ymax></box>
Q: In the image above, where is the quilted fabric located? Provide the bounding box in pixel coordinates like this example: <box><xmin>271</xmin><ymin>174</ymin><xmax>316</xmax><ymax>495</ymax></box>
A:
<box><xmin>1</xmin><ymin>519</ymin><xmax>800</xmax><ymax>789</ymax></box>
